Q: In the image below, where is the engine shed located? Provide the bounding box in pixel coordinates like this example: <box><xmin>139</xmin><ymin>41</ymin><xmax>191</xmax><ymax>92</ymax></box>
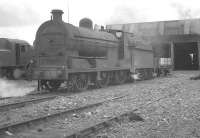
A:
<box><xmin>107</xmin><ymin>19</ymin><xmax>200</xmax><ymax>70</ymax></box>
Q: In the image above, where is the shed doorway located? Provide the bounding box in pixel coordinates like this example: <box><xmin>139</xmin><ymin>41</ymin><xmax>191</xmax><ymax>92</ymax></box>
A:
<box><xmin>174</xmin><ymin>42</ymin><xmax>199</xmax><ymax>70</ymax></box>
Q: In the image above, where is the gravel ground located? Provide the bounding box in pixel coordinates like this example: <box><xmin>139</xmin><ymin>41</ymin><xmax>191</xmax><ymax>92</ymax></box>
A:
<box><xmin>2</xmin><ymin>71</ymin><xmax>200</xmax><ymax>138</ymax></box>
<box><xmin>95</xmin><ymin>71</ymin><xmax>200</xmax><ymax>138</ymax></box>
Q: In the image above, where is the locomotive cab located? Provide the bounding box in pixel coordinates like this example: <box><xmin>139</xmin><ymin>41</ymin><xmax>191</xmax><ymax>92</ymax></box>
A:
<box><xmin>0</xmin><ymin>38</ymin><xmax>33</xmax><ymax>79</ymax></box>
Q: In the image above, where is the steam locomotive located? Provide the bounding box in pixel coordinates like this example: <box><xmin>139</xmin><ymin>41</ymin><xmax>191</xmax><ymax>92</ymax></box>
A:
<box><xmin>32</xmin><ymin>9</ymin><xmax>171</xmax><ymax>91</ymax></box>
<box><xmin>0</xmin><ymin>38</ymin><xmax>33</xmax><ymax>79</ymax></box>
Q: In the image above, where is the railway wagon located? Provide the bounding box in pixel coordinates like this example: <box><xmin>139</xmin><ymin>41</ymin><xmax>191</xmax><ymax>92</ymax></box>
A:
<box><xmin>153</xmin><ymin>43</ymin><xmax>172</xmax><ymax>76</ymax></box>
<box><xmin>0</xmin><ymin>38</ymin><xmax>33</xmax><ymax>79</ymax></box>
<box><xmin>32</xmin><ymin>9</ymin><xmax>155</xmax><ymax>91</ymax></box>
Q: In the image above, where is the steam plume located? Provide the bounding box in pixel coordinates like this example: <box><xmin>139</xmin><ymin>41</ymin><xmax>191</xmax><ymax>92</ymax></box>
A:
<box><xmin>0</xmin><ymin>79</ymin><xmax>35</xmax><ymax>98</ymax></box>
<box><xmin>171</xmin><ymin>2</ymin><xmax>200</xmax><ymax>19</ymax></box>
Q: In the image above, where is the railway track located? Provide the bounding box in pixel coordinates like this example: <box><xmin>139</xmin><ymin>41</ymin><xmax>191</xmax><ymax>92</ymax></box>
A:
<box><xmin>65</xmin><ymin>93</ymin><xmax>177</xmax><ymax>138</ymax></box>
<box><xmin>0</xmin><ymin>94</ymin><xmax>127</xmax><ymax>136</ymax></box>
<box><xmin>0</xmin><ymin>76</ymin><xmax>178</xmax><ymax>137</ymax></box>
<box><xmin>67</xmin><ymin>110</ymin><xmax>142</xmax><ymax>138</ymax></box>
<box><xmin>0</xmin><ymin>81</ymin><xmax>135</xmax><ymax>112</ymax></box>
<box><xmin>0</xmin><ymin>90</ymin><xmax>176</xmax><ymax>137</ymax></box>
<box><xmin>0</xmin><ymin>95</ymin><xmax>57</xmax><ymax>112</ymax></box>
<box><xmin>0</xmin><ymin>91</ymin><xmax>80</xmax><ymax>112</ymax></box>
<box><xmin>0</xmin><ymin>97</ymin><xmax>11</xmax><ymax>101</ymax></box>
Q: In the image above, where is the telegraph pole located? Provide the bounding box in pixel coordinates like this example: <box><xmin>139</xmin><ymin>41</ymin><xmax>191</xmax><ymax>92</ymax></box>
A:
<box><xmin>67</xmin><ymin>0</ymin><xmax>70</xmax><ymax>23</ymax></box>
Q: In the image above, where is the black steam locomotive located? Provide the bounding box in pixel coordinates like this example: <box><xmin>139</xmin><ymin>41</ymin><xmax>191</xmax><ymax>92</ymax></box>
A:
<box><xmin>31</xmin><ymin>9</ymin><xmax>171</xmax><ymax>91</ymax></box>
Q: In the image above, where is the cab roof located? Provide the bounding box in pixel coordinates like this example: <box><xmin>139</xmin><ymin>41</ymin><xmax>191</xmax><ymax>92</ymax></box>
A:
<box><xmin>0</xmin><ymin>38</ymin><xmax>30</xmax><ymax>45</ymax></box>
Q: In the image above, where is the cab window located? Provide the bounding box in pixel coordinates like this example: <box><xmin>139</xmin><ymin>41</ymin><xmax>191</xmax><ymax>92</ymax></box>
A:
<box><xmin>21</xmin><ymin>45</ymin><xmax>26</xmax><ymax>52</ymax></box>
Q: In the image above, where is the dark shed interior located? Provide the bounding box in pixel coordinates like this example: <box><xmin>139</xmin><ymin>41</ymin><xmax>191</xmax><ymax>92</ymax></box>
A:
<box><xmin>174</xmin><ymin>42</ymin><xmax>199</xmax><ymax>70</ymax></box>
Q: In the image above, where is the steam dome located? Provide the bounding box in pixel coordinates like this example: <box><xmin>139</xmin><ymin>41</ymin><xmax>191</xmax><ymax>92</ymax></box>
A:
<box><xmin>79</xmin><ymin>18</ymin><xmax>93</xmax><ymax>29</ymax></box>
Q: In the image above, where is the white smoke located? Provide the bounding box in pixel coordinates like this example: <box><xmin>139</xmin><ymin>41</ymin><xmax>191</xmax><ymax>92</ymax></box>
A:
<box><xmin>171</xmin><ymin>2</ymin><xmax>200</xmax><ymax>19</ymax></box>
<box><xmin>0</xmin><ymin>79</ymin><xmax>36</xmax><ymax>98</ymax></box>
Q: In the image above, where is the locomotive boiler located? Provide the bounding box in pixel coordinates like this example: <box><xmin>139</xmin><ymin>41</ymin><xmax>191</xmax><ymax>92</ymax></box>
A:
<box><xmin>32</xmin><ymin>9</ymin><xmax>161</xmax><ymax>91</ymax></box>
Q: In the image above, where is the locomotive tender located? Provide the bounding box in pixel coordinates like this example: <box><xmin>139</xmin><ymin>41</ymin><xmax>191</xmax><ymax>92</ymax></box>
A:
<box><xmin>32</xmin><ymin>9</ymin><xmax>169</xmax><ymax>91</ymax></box>
<box><xmin>0</xmin><ymin>38</ymin><xmax>33</xmax><ymax>79</ymax></box>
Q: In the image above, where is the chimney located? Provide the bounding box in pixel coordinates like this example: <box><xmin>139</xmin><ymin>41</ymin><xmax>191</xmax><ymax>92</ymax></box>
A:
<box><xmin>51</xmin><ymin>9</ymin><xmax>63</xmax><ymax>22</ymax></box>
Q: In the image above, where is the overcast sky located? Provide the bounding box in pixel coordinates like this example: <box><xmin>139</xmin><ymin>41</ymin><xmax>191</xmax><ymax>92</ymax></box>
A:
<box><xmin>0</xmin><ymin>0</ymin><xmax>200</xmax><ymax>44</ymax></box>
